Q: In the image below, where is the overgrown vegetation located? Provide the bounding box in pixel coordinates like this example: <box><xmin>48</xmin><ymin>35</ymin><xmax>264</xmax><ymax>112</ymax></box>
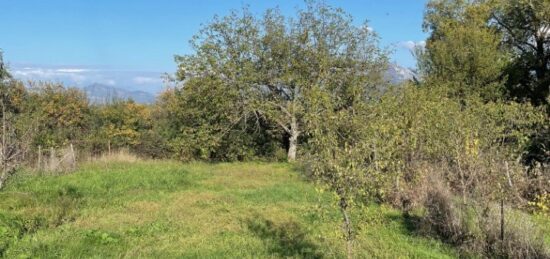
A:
<box><xmin>1</xmin><ymin>0</ymin><xmax>549</xmax><ymax>257</ymax></box>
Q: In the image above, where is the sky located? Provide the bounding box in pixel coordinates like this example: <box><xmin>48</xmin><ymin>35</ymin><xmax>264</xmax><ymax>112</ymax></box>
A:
<box><xmin>0</xmin><ymin>0</ymin><xmax>428</xmax><ymax>94</ymax></box>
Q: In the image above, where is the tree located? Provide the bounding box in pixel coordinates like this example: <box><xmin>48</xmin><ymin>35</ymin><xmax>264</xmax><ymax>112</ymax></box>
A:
<box><xmin>491</xmin><ymin>0</ymin><xmax>550</xmax><ymax>108</ymax></box>
<box><xmin>420</xmin><ymin>0</ymin><xmax>550</xmax><ymax>167</ymax></box>
<box><xmin>27</xmin><ymin>83</ymin><xmax>90</xmax><ymax>149</ymax></box>
<box><xmin>419</xmin><ymin>0</ymin><xmax>509</xmax><ymax>102</ymax></box>
<box><xmin>91</xmin><ymin>100</ymin><xmax>152</xmax><ymax>150</ymax></box>
<box><xmin>306</xmin><ymin>103</ymin><xmax>376</xmax><ymax>258</ymax></box>
<box><xmin>305</xmin><ymin>73</ymin><xmax>401</xmax><ymax>258</ymax></box>
<box><xmin>0</xmin><ymin>92</ymin><xmax>22</xmax><ymax>190</ymax></box>
<box><xmin>490</xmin><ymin>0</ymin><xmax>550</xmax><ymax>165</ymax></box>
<box><xmin>0</xmin><ymin>52</ymin><xmax>31</xmax><ymax>190</ymax></box>
<box><xmin>174</xmin><ymin>1</ymin><xmax>387</xmax><ymax>161</ymax></box>
<box><xmin>0</xmin><ymin>50</ymin><xmax>11</xmax><ymax>81</ymax></box>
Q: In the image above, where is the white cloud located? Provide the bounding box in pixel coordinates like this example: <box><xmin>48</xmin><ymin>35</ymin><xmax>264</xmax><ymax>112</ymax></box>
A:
<box><xmin>12</xmin><ymin>67</ymin><xmax>88</xmax><ymax>84</ymax></box>
<box><xmin>398</xmin><ymin>40</ymin><xmax>426</xmax><ymax>51</ymax></box>
<box><xmin>10</xmin><ymin>64</ymin><xmax>164</xmax><ymax>93</ymax></box>
<box><xmin>13</xmin><ymin>68</ymin><xmax>53</xmax><ymax>77</ymax></box>
<box><xmin>13</xmin><ymin>67</ymin><xmax>87</xmax><ymax>79</ymax></box>
<box><xmin>56</xmin><ymin>68</ymin><xmax>89</xmax><ymax>73</ymax></box>
<box><xmin>133</xmin><ymin>76</ymin><xmax>161</xmax><ymax>85</ymax></box>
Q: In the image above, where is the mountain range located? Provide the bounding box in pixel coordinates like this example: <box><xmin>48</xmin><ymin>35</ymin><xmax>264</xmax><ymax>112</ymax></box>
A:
<box><xmin>82</xmin><ymin>64</ymin><xmax>415</xmax><ymax>104</ymax></box>
<box><xmin>386</xmin><ymin>63</ymin><xmax>417</xmax><ymax>84</ymax></box>
<box><xmin>83</xmin><ymin>83</ymin><xmax>156</xmax><ymax>104</ymax></box>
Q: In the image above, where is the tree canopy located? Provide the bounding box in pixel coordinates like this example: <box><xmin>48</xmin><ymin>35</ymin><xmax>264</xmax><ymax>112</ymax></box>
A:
<box><xmin>172</xmin><ymin>1</ymin><xmax>388</xmax><ymax>161</ymax></box>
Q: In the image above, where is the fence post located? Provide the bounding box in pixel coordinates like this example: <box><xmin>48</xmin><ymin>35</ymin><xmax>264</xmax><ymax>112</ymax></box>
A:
<box><xmin>49</xmin><ymin>147</ymin><xmax>55</xmax><ymax>173</ymax></box>
<box><xmin>37</xmin><ymin>145</ymin><xmax>42</xmax><ymax>171</ymax></box>
<box><xmin>500</xmin><ymin>198</ymin><xmax>505</xmax><ymax>255</ymax></box>
<box><xmin>70</xmin><ymin>143</ymin><xmax>76</xmax><ymax>169</ymax></box>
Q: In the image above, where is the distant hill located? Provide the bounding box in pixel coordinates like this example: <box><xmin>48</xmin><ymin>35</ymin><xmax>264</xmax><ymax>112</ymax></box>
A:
<box><xmin>82</xmin><ymin>64</ymin><xmax>413</xmax><ymax>105</ymax></box>
<box><xmin>84</xmin><ymin>84</ymin><xmax>155</xmax><ymax>104</ymax></box>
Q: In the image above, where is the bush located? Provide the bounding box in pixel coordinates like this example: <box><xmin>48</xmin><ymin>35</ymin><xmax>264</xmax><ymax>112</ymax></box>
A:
<box><xmin>484</xmin><ymin>207</ymin><xmax>549</xmax><ymax>258</ymax></box>
<box><xmin>529</xmin><ymin>191</ymin><xmax>550</xmax><ymax>216</ymax></box>
<box><xmin>422</xmin><ymin>188</ymin><xmax>470</xmax><ymax>245</ymax></box>
<box><xmin>421</xmin><ymin>186</ymin><xmax>550</xmax><ymax>258</ymax></box>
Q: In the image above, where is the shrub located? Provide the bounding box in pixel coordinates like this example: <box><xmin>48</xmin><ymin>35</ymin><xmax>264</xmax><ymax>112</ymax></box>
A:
<box><xmin>529</xmin><ymin>192</ymin><xmax>550</xmax><ymax>216</ymax></box>
<box><xmin>421</xmin><ymin>186</ymin><xmax>550</xmax><ymax>258</ymax></box>
<box><xmin>483</xmin><ymin>207</ymin><xmax>549</xmax><ymax>258</ymax></box>
<box><xmin>422</xmin><ymin>187</ymin><xmax>470</xmax><ymax>245</ymax></box>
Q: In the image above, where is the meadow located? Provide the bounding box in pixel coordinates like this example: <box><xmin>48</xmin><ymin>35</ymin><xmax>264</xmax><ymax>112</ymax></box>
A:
<box><xmin>0</xmin><ymin>159</ymin><xmax>461</xmax><ymax>258</ymax></box>
<box><xmin>1</xmin><ymin>0</ymin><xmax>550</xmax><ymax>258</ymax></box>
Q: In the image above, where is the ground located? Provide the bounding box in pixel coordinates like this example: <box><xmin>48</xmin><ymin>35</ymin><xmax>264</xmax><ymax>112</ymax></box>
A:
<box><xmin>1</xmin><ymin>160</ymin><xmax>463</xmax><ymax>258</ymax></box>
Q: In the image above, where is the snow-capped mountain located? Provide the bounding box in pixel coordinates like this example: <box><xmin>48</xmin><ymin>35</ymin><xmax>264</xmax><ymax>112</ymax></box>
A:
<box><xmin>386</xmin><ymin>63</ymin><xmax>417</xmax><ymax>84</ymax></box>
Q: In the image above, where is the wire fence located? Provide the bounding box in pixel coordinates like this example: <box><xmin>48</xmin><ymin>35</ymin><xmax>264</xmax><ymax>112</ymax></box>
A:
<box><xmin>35</xmin><ymin>144</ymin><xmax>77</xmax><ymax>174</ymax></box>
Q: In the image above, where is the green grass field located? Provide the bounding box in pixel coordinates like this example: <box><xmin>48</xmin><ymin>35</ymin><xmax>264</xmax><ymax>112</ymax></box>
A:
<box><xmin>1</xmin><ymin>160</ymin><xmax>462</xmax><ymax>258</ymax></box>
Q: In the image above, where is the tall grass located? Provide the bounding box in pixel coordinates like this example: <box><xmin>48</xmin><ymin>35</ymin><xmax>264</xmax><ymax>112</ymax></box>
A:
<box><xmin>87</xmin><ymin>149</ymin><xmax>142</xmax><ymax>163</ymax></box>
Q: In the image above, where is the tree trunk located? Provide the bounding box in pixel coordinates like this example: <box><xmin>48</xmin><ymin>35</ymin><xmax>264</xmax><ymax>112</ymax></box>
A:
<box><xmin>38</xmin><ymin>145</ymin><xmax>42</xmax><ymax>171</ymax></box>
<box><xmin>534</xmin><ymin>38</ymin><xmax>549</xmax><ymax>106</ymax></box>
<box><xmin>0</xmin><ymin>102</ymin><xmax>7</xmax><ymax>190</ymax></box>
<box><xmin>340</xmin><ymin>198</ymin><xmax>353</xmax><ymax>259</ymax></box>
<box><xmin>287</xmin><ymin>118</ymin><xmax>298</xmax><ymax>162</ymax></box>
<box><xmin>69</xmin><ymin>143</ymin><xmax>76</xmax><ymax>170</ymax></box>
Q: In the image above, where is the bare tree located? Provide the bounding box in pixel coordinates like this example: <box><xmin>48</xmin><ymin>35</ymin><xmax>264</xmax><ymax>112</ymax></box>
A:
<box><xmin>0</xmin><ymin>51</ymin><xmax>31</xmax><ymax>190</ymax></box>
<box><xmin>0</xmin><ymin>100</ymin><xmax>22</xmax><ymax>189</ymax></box>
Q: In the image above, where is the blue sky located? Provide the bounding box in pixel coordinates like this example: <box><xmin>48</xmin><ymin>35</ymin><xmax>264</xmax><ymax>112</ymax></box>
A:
<box><xmin>1</xmin><ymin>0</ymin><xmax>428</xmax><ymax>93</ymax></box>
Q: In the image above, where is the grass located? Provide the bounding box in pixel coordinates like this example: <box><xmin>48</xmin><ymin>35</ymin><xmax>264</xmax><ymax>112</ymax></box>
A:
<box><xmin>0</xmin><ymin>160</ymin><xmax>459</xmax><ymax>258</ymax></box>
<box><xmin>534</xmin><ymin>215</ymin><xmax>550</xmax><ymax>247</ymax></box>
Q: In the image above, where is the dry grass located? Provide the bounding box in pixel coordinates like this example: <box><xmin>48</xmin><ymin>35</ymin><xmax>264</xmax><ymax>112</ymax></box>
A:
<box><xmin>87</xmin><ymin>149</ymin><xmax>141</xmax><ymax>163</ymax></box>
<box><xmin>419</xmin><ymin>185</ymin><xmax>550</xmax><ymax>258</ymax></box>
